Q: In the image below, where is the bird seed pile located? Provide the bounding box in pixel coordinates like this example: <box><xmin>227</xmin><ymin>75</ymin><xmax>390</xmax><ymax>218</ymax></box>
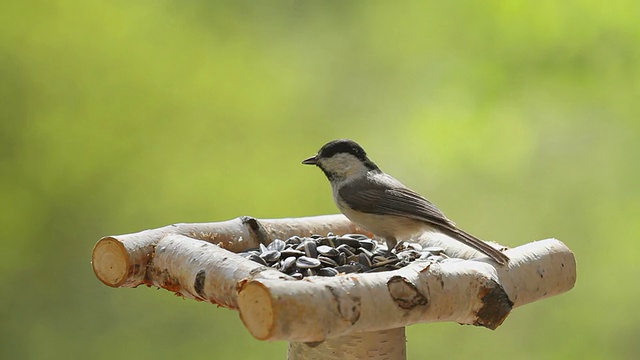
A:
<box><xmin>239</xmin><ymin>233</ymin><xmax>446</xmax><ymax>279</ymax></box>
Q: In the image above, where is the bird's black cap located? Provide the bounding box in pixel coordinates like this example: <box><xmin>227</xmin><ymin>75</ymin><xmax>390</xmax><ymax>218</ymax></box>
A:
<box><xmin>317</xmin><ymin>139</ymin><xmax>368</xmax><ymax>161</ymax></box>
<box><xmin>302</xmin><ymin>139</ymin><xmax>379</xmax><ymax>171</ymax></box>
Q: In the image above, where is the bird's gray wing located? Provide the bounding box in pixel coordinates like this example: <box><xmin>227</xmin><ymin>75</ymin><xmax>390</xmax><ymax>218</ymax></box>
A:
<box><xmin>338</xmin><ymin>179</ymin><xmax>509</xmax><ymax>264</ymax></box>
<box><xmin>338</xmin><ymin>181</ymin><xmax>457</xmax><ymax>229</ymax></box>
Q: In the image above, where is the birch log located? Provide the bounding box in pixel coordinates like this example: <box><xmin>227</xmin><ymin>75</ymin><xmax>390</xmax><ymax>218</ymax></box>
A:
<box><xmin>237</xmin><ymin>238</ymin><xmax>575</xmax><ymax>342</ymax></box>
<box><xmin>147</xmin><ymin>234</ymin><xmax>293</xmax><ymax>308</ymax></box>
<box><xmin>92</xmin><ymin>215</ymin><xmax>368</xmax><ymax>288</ymax></box>
<box><xmin>91</xmin><ymin>215</ymin><xmax>576</xmax><ymax>344</ymax></box>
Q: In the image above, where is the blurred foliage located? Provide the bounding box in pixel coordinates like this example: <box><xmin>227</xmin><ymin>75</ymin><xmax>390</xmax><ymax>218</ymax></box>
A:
<box><xmin>1</xmin><ymin>0</ymin><xmax>639</xmax><ymax>359</ymax></box>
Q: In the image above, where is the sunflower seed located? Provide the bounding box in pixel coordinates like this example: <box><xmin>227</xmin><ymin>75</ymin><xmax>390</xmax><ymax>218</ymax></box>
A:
<box><xmin>343</xmin><ymin>233</ymin><xmax>369</xmax><ymax>240</ymax></box>
<box><xmin>305</xmin><ymin>268</ymin><xmax>318</xmax><ymax>277</ymax></box>
<box><xmin>335</xmin><ymin>264</ymin><xmax>360</xmax><ymax>274</ymax></box>
<box><xmin>317</xmin><ymin>245</ymin><xmax>339</xmax><ymax>257</ymax></box>
<box><xmin>357</xmin><ymin>247</ymin><xmax>374</xmax><ymax>258</ymax></box>
<box><xmin>247</xmin><ymin>253</ymin><xmax>267</xmax><ymax>266</ymax></box>
<box><xmin>359</xmin><ymin>239</ymin><xmax>376</xmax><ymax>251</ymax></box>
<box><xmin>296</xmin><ymin>256</ymin><xmax>321</xmax><ymax>269</ymax></box>
<box><xmin>337</xmin><ymin>252</ymin><xmax>347</xmax><ymax>266</ymax></box>
<box><xmin>336</xmin><ymin>244</ymin><xmax>356</xmax><ymax>256</ymax></box>
<box><xmin>318</xmin><ymin>255</ymin><xmax>338</xmax><ymax>267</ymax></box>
<box><xmin>286</xmin><ymin>236</ymin><xmax>302</xmax><ymax>246</ymax></box>
<box><xmin>267</xmin><ymin>239</ymin><xmax>286</xmax><ymax>252</ymax></box>
<box><xmin>281</xmin><ymin>257</ymin><xmax>296</xmax><ymax>273</ymax></box>
<box><xmin>358</xmin><ymin>253</ymin><xmax>372</xmax><ymax>268</ymax></box>
<box><xmin>371</xmin><ymin>257</ymin><xmax>400</xmax><ymax>268</ymax></box>
<box><xmin>280</xmin><ymin>248</ymin><xmax>305</xmax><ymax>258</ymax></box>
<box><xmin>336</xmin><ymin>237</ymin><xmax>361</xmax><ymax>248</ymax></box>
<box><xmin>292</xmin><ymin>272</ymin><xmax>304</xmax><ymax>280</ymax></box>
<box><xmin>303</xmin><ymin>241</ymin><xmax>318</xmax><ymax>258</ymax></box>
<box><xmin>318</xmin><ymin>267</ymin><xmax>339</xmax><ymax>277</ymax></box>
<box><xmin>319</xmin><ymin>237</ymin><xmax>337</xmax><ymax>248</ymax></box>
<box><xmin>373</xmin><ymin>246</ymin><xmax>389</xmax><ymax>257</ymax></box>
<box><xmin>260</xmin><ymin>249</ymin><xmax>281</xmax><ymax>263</ymax></box>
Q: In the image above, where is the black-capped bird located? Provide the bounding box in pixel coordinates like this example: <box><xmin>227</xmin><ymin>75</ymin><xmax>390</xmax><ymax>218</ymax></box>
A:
<box><xmin>302</xmin><ymin>139</ymin><xmax>509</xmax><ymax>265</ymax></box>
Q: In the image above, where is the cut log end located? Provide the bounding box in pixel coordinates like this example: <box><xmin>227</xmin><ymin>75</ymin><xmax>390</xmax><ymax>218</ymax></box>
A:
<box><xmin>238</xmin><ymin>281</ymin><xmax>275</xmax><ymax>340</ymax></box>
<box><xmin>92</xmin><ymin>237</ymin><xmax>130</xmax><ymax>287</ymax></box>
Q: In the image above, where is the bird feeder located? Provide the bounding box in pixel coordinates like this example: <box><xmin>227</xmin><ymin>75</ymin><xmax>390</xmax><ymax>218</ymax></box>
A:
<box><xmin>91</xmin><ymin>215</ymin><xmax>576</xmax><ymax>360</ymax></box>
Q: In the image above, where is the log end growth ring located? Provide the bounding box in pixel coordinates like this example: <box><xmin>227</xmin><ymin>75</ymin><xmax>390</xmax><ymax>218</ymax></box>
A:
<box><xmin>92</xmin><ymin>237</ymin><xmax>130</xmax><ymax>287</ymax></box>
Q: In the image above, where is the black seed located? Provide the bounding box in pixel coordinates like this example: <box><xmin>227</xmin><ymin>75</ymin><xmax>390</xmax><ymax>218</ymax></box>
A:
<box><xmin>318</xmin><ymin>255</ymin><xmax>338</xmax><ymax>267</ymax></box>
<box><xmin>372</xmin><ymin>257</ymin><xmax>400</xmax><ymax>268</ymax></box>
<box><xmin>267</xmin><ymin>239</ymin><xmax>286</xmax><ymax>252</ymax></box>
<box><xmin>336</xmin><ymin>244</ymin><xmax>355</xmax><ymax>256</ymax></box>
<box><xmin>296</xmin><ymin>256</ymin><xmax>321</xmax><ymax>269</ymax></box>
<box><xmin>357</xmin><ymin>247</ymin><xmax>374</xmax><ymax>258</ymax></box>
<box><xmin>286</xmin><ymin>236</ymin><xmax>302</xmax><ymax>246</ymax></box>
<box><xmin>292</xmin><ymin>273</ymin><xmax>304</xmax><ymax>280</ymax></box>
<box><xmin>281</xmin><ymin>257</ymin><xmax>296</xmax><ymax>273</ymax></box>
<box><xmin>335</xmin><ymin>264</ymin><xmax>359</xmax><ymax>274</ymax></box>
<box><xmin>359</xmin><ymin>239</ymin><xmax>376</xmax><ymax>251</ymax></box>
<box><xmin>247</xmin><ymin>253</ymin><xmax>267</xmax><ymax>266</ymax></box>
<box><xmin>260</xmin><ymin>249</ymin><xmax>281</xmax><ymax>263</ymax></box>
<box><xmin>351</xmin><ymin>262</ymin><xmax>369</xmax><ymax>272</ymax></box>
<box><xmin>303</xmin><ymin>241</ymin><xmax>318</xmax><ymax>258</ymax></box>
<box><xmin>373</xmin><ymin>246</ymin><xmax>389</xmax><ymax>257</ymax></box>
<box><xmin>337</xmin><ymin>252</ymin><xmax>347</xmax><ymax>266</ymax></box>
<box><xmin>280</xmin><ymin>248</ymin><xmax>305</xmax><ymax>258</ymax></box>
<box><xmin>318</xmin><ymin>267</ymin><xmax>339</xmax><ymax>277</ymax></box>
<box><xmin>336</xmin><ymin>237</ymin><xmax>361</xmax><ymax>248</ymax></box>
<box><xmin>317</xmin><ymin>245</ymin><xmax>339</xmax><ymax>257</ymax></box>
<box><xmin>358</xmin><ymin>253</ymin><xmax>372</xmax><ymax>268</ymax></box>
<box><xmin>342</xmin><ymin>233</ymin><xmax>369</xmax><ymax>240</ymax></box>
<box><xmin>319</xmin><ymin>237</ymin><xmax>337</xmax><ymax>247</ymax></box>
<box><xmin>305</xmin><ymin>268</ymin><xmax>317</xmax><ymax>277</ymax></box>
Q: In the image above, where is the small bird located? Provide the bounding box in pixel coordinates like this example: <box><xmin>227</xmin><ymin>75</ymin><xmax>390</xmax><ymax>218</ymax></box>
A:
<box><xmin>302</xmin><ymin>139</ymin><xmax>509</xmax><ymax>265</ymax></box>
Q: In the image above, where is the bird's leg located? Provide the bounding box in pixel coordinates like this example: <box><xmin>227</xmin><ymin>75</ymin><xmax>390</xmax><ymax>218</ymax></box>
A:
<box><xmin>385</xmin><ymin>237</ymin><xmax>398</xmax><ymax>257</ymax></box>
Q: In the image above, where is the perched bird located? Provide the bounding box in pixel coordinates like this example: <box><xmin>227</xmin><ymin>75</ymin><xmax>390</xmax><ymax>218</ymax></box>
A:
<box><xmin>302</xmin><ymin>139</ymin><xmax>509</xmax><ymax>265</ymax></box>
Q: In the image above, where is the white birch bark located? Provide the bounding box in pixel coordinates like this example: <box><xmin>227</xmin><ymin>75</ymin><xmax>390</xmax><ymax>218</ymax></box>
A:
<box><xmin>91</xmin><ymin>215</ymin><xmax>576</xmax><ymax>348</ymax></box>
<box><xmin>92</xmin><ymin>215</ymin><xmax>367</xmax><ymax>288</ymax></box>
<box><xmin>237</xmin><ymin>239</ymin><xmax>575</xmax><ymax>341</ymax></box>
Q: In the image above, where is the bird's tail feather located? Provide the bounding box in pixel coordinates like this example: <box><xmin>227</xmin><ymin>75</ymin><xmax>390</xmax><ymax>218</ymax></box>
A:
<box><xmin>443</xmin><ymin>228</ymin><xmax>510</xmax><ymax>265</ymax></box>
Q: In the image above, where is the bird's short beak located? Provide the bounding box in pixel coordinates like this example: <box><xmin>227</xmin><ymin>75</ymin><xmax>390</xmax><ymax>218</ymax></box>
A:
<box><xmin>302</xmin><ymin>155</ymin><xmax>318</xmax><ymax>165</ymax></box>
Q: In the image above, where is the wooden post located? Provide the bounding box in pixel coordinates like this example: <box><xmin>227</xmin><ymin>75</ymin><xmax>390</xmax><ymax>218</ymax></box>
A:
<box><xmin>288</xmin><ymin>328</ymin><xmax>406</xmax><ymax>360</ymax></box>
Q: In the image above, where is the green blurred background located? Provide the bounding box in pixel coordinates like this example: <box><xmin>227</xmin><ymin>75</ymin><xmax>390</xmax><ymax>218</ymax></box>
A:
<box><xmin>1</xmin><ymin>1</ymin><xmax>638</xmax><ymax>359</ymax></box>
